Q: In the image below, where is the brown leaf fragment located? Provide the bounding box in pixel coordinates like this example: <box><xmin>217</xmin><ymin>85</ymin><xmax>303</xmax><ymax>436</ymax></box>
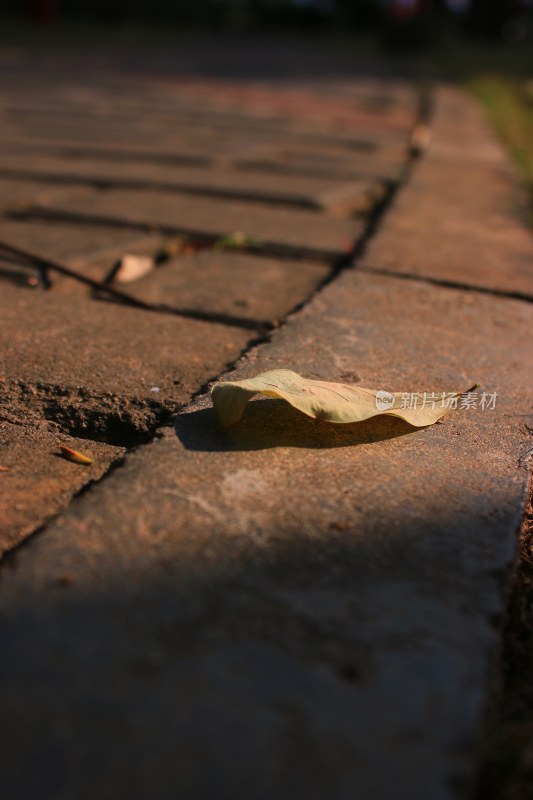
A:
<box><xmin>58</xmin><ymin>445</ymin><xmax>93</xmax><ymax>465</ymax></box>
<box><xmin>0</xmin><ymin>465</ymin><xmax>10</xmax><ymax>473</ymax></box>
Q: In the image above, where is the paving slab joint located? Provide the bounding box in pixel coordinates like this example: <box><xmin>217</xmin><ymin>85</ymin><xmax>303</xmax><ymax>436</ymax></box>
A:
<box><xmin>4</xmin><ymin>206</ymin><xmax>342</xmax><ymax>264</ymax></box>
<box><xmin>0</xmin><ymin>166</ymin><xmax>328</xmax><ymax>213</ymax></box>
<box><xmin>358</xmin><ymin>264</ymin><xmax>533</xmax><ymax>304</ymax></box>
<box><xmin>0</xmin><ymin>446</ymin><xmax>128</xmax><ymax>565</ymax></box>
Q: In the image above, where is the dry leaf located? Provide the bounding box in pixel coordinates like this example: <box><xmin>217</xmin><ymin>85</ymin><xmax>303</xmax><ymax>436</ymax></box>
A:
<box><xmin>58</xmin><ymin>445</ymin><xmax>93</xmax><ymax>465</ymax></box>
<box><xmin>211</xmin><ymin>369</ymin><xmax>474</xmax><ymax>429</ymax></box>
<box><xmin>0</xmin><ymin>465</ymin><xmax>10</xmax><ymax>473</ymax></box>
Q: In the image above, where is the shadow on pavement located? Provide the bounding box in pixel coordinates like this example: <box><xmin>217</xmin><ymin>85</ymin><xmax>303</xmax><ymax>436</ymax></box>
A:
<box><xmin>174</xmin><ymin>398</ymin><xmax>418</xmax><ymax>452</ymax></box>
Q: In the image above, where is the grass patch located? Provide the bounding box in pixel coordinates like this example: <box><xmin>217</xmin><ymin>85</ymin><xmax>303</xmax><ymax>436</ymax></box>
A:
<box><xmin>468</xmin><ymin>76</ymin><xmax>533</xmax><ymax>180</ymax></box>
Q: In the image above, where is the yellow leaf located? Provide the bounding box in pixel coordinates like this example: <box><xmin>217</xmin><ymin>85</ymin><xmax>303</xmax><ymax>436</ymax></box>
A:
<box><xmin>58</xmin><ymin>445</ymin><xmax>93</xmax><ymax>465</ymax></box>
<box><xmin>211</xmin><ymin>369</ymin><xmax>475</xmax><ymax>429</ymax></box>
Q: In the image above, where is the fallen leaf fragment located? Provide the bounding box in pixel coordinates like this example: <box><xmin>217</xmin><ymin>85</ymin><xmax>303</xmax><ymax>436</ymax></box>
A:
<box><xmin>58</xmin><ymin>445</ymin><xmax>93</xmax><ymax>465</ymax></box>
<box><xmin>211</xmin><ymin>369</ymin><xmax>475</xmax><ymax>429</ymax></box>
<box><xmin>114</xmin><ymin>254</ymin><xmax>155</xmax><ymax>284</ymax></box>
<box><xmin>0</xmin><ymin>465</ymin><xmax>10</xmax><ymax>473</ymax></box>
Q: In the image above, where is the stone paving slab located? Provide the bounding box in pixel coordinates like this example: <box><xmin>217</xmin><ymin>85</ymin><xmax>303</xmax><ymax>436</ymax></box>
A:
<box><xmin>0</xmin><ymin>269</ymin><xmax>530</xmax><ymax>800</ymax></box>
<box><xmin>0</xmin><ymin>126</ymin><xmax>269</xmax><ymax>164</ymax></box>
<box><xmin>361</xmin><ymin>165</ymin><xmax>533</xmax><ymax>298</ymax></box>
<box><xmin>120</xmin><ymin>251</ymin><xmax>329</xmax><ymax>324</ymax></box>
<box><xmin>35</xmin><ymin>188</ymin><xmax>361</xmax><ymax>253</ymax></box>
<box><xmin>0</xmin><ymin>133</ymin><xmax>213</xmax><ymax>167</ymax></box>
<box><xmin>237</xmin><ymin>144</ymin><xmax>406</xmax><ymax>182</ymax></box>
<box><xmin>429</xmin><ymin>86</ymin><xmax>514</xmax><ymax>169</ymax></box>
<box><xmin>0</xmin><ymin>153</ymin><xmax>383</xmax><ymax>216</ymax></box>
<box><xmin>0</xmin><ymin>80</ymin><xmax>415</xmax><ymax>139</ymax></box>
<box><xmin>0</xmin><ymin>139</ymin><xmax>403</xmax><ymax>184</ymax></box>
<box><xmin>1</xmin><ymin>100</ymin><xmax>391</xmax><ymax>150</ymax></box>
<box><xmin>0</xmin><ymin>283</ymin><xmax>251</xmax><ymax>443</ymax></box>
<box><xmin>0</xmin><ymin>102</ymin><xmax>378</xmax><ymax>139</ymax></box>
<box><xmin>361</xmin><ymin>88</ymin><xmax>533</xmax><ymax>299</ymax></box>
<box><xmin>2</xmin><ymin>84</ymin><xmax>393</xmax><ymax>119</ymax></box>
<box><xmin>0</xmin><ymin>177</ymin><xmax>83</xmax><ymax>213</ymax></box>
<box><xmin>236</xmin><ymin>156</ymin><xmax>403</xmax><ymax>184</ymax></box>
<box><xmin>150</xmin><ymin>87</ymin><xmax>415</xmax><ymax>137</ymax></box>
<box><xmin>0</xmin><ymin>420</ymin><xmax>124</xmax><ymax>556</ymax></box>
<box><xmin>0</xmin><ymin>101</ymin><xmax>406</xmax><ymax>150</ymax></box>
<box><xmin>0</xmin><ymin>75</ymin><xmax>412</xmax><ymax>154</ymax></box>
<box><xmin>0</xmin><ymin>75</ymin><xmax>414</xmax><ymax>144</ymax></box>
<box><xmin>0</xmin><ymin>120</ymin><xmax>266</xmax><ymax>156</ymax></box>
<box><xmin>0</xmin><ymin>101</ymin><xmax>410</xmax><ymax>147</ymax></box>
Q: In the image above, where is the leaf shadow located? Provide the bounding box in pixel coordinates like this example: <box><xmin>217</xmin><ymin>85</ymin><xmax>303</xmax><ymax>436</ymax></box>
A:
<box><xmin>174</xmin><ymin>398</ymin><xmax>420</xmax><ymax>452</ymax></box>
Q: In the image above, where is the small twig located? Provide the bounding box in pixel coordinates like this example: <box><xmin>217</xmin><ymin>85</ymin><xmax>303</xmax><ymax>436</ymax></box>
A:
<box><xmin>0</xmin><ymin>239</ymin><xmax>155</xmax><ymax>310</ymax></box>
